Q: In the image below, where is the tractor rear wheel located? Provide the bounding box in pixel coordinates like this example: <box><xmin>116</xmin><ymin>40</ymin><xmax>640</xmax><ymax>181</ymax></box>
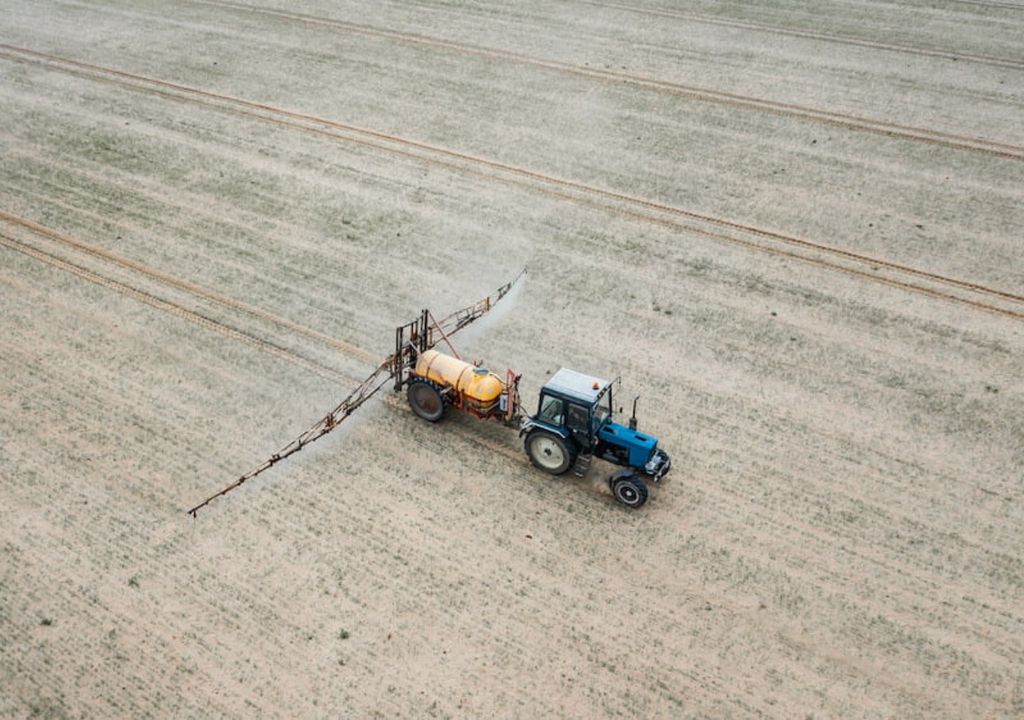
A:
<box><xmin>525</xmin><ymin>430</ymin><xmax>574</xmax><ymax>475</ymax></box>
<box><xmin>611</xmin><ymin>473</ymin><xmax>648</xmax><ymax>509</ymax></box>
<box><xmin>407</xmin><ymin>379</ymin><xmax>449</xmax><ymax>422</ymax></box>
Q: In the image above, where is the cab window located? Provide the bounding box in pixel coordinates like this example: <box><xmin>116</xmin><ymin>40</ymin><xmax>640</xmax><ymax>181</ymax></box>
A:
<box><xmin>592</xmin><ymin>393</ymin><xmax>610</xmax><ymax>430</ymax></box>
<box><xmin>538</xmin><ymin>394</ymin><xmax>564</xmax><ymax>425</ymax></box>
<box><xmin>567</xmin><ymin>403</ymin><xmax>590</xmax><ymax>434</ymax></box>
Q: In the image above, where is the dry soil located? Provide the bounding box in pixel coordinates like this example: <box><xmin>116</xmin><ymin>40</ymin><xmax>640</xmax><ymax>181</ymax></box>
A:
<box><xmin>1</xmin><ymin>1</ymin><xmax>1023</xmax><ymax>718</ymax></box>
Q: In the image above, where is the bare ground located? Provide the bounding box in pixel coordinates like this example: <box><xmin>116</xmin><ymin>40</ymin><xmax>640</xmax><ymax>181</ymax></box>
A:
<box><xmin>1</xmin><ymin>1</ymin><xmax>1023</xmax><ymax>718</ymax></box>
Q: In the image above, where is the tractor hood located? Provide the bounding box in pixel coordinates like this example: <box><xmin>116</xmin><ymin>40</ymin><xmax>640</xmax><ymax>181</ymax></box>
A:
<box><xmin>598</xmin><ymin>421</ymin><xmax>658</xmax><ymax>468</ymax></box>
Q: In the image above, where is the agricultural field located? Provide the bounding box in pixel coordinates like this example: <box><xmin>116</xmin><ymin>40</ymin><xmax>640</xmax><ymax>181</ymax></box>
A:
<box><xmin>1</xmin><ymin>0</ymin><xmax>1023</xmax><ymax>717</ymax></box>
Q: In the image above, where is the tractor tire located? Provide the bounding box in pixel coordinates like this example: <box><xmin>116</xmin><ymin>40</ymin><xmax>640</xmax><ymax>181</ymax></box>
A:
<box><xmin>525</xmin><ymin>430</ymin><xmax>575</xmax><ymax>475</ymax></box>
<box><xmin>611</xmin><ymin>473</ymin><xmax>648</xmax><ymax>509</ymax></box>
<box><xmin>407</xmin><ymin>379</ymin><xmax>449</xmax><ymax>422</ymax></box>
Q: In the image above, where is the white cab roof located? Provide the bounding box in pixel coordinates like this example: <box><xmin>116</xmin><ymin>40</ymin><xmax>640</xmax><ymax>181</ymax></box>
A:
<box><xmin>543</xmin><ymin>368</ymin><xmax>609</xmax><ymax>403</ymax></box>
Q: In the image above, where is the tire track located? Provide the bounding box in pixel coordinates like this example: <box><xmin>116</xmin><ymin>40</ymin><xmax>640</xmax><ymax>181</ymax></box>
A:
<box><xmin>0</xmin><ymin>232</ymin><xmax>349</xmax><ymax>385</ymax></box>
<box><xmin>0</xmin><ymin>216</ymin><xmax>525</xmax><ymax>465</ymax></box>
<box><xmin>0</xmin><ymin>169</ymin><xmax>395</xmax><ymax>335</ymax></box>
<box><xmin>191</xmin><ymin>0</ymin><xmax>1024</xmax><ymax>159</ymax></box>
<box><xmin>0</xmin><ymin>209</ymin><xmax>379</xmax><ymax>365</ymax></box>
<box><xmin>920</xmin><ymin>0</ymin><xmax>1024</xmax><ymax>10</ymax></box>
<box><xmin>2</xmin><ymin>44</ymin><xmax>1022</xmax><ymax>322</ymax></box>
<box><xmin>576</xmin><ymin>0</ymin><xmax>1024</xmax><ymax>70</ymax></box>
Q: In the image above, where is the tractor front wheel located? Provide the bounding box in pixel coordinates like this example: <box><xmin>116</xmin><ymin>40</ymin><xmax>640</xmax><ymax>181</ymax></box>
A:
<box><xmin>525</xmin><ymin>430</ymin><xmax>574</xmax><ymax>475</ymax></box>
<box><xmin>611</xmin><ymin>473</ymin><xmax>648</xmax><ymax>509</ymax></box>
<box><xmin>407</xmin><ymin>379</ymin><xmax>449</xmax><ymax>422</ymax></box>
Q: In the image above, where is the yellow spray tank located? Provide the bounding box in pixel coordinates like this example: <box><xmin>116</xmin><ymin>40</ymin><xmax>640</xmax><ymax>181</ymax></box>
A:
<box><xmin>415</xmin><ymin>349</ymin><xmax>502</xmax><ymax>407</ymax></box>
<box><xmin>407</xmin><ymin>349</ymin><xmax>520</xmax><ymax>422</ymax></box>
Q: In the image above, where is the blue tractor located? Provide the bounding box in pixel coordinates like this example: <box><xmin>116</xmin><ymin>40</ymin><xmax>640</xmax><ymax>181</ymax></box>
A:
<box><xmin>519</xmin><ymin>368</ymin><xmax>671</xmax><ymax>508</ymax></box>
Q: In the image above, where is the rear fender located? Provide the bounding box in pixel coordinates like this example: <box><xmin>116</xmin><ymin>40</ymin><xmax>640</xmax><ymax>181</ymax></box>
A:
<box><xmin>609</xmin><ymin>468</ymin><xmax>637</xmax><ymax>486</ymax></box>
<box><xmin>519</xmin><ymin>416</ymin><xmax>570</xmax><ymax>441</ymax></box>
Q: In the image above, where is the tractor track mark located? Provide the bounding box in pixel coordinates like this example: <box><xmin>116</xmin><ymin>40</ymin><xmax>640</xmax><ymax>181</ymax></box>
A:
<box><xmin>0</xmin><ymin>167</ymin><xmax>388</xmax><ymax>333</ymax></box>
<box><xmin>1</xmin><ymin>216</ymin><xmax>526</xmax><ymax>466</ymax></box>
<box><xmin>0</xmin><ymin>232</ymin><xmax>349</xmax><ymax>385</ymax></box>
<box><xmin>575</xmin><ymin>0</ymin><xmax>1024</xmax><ymax>70</ymax></box>
<box><xmin>0</xmin><ymin>209</ymin><xmax>378</xmax><ymax>365</ymax></box>
<box><xmin>2</xmin><ymin>45</ymin><xmax>1023</xmax><ymax>322</ymax></box>
<box><xmin>929</xmin><ymin>0</ymin><xmax>1024</xmax><ymax>10</ymax></box>
<box><xmin>191</xmin><ymin>0</ymin><xmax>1024</xmax><ymax>159</ymax></box>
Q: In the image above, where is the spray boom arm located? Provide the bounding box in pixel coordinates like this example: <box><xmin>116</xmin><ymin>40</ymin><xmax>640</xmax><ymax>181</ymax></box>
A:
<box><xmin>187</xmin><ymin>269</ymin><xmax>526</xmax><ymax>517</ymax></box>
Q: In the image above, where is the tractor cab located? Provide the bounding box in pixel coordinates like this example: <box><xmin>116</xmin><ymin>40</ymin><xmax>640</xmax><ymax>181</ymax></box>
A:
<box><xmin>520</xmin><ymin>368</ymin><xmax>671</xmax><ymax>508</ymax></box>
<box><xmin>534</xmin><ymin>368</ymin><xmax>613</xmax><ymax>450</ymax></box>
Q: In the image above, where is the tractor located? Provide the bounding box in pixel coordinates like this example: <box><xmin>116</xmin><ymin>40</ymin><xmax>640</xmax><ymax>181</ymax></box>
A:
<box><xmin>395</xmin><ymin>311</ymin><xmax>670</xmax><ymax>508</ymax></box>
<box><xmin>520</xmin><ymin>368</ymin><xmax>670</xmax><ymax>508</ymax></box>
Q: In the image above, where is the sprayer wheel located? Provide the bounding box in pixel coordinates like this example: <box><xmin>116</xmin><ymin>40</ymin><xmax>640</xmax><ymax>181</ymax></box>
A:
<box><xmin>407</xmin><ymin>379</ymin><xmax>449</xmax><ymax>422</ymax></box>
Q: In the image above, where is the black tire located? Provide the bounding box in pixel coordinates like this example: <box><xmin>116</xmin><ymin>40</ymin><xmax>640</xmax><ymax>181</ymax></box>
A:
<box><xmin>611</xmin><ymin>474</ymin><xmax>648</xmax><ymax>508</ymax></box>
<box><xmin>407</xmin><ymin>379</ymin><xmax>449</xmax><ymax>422</ymax></box>
<box><xmin>525</xmin><ymin>430</ymin><xmax>575</xmax><ymax>475</ymax></box>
